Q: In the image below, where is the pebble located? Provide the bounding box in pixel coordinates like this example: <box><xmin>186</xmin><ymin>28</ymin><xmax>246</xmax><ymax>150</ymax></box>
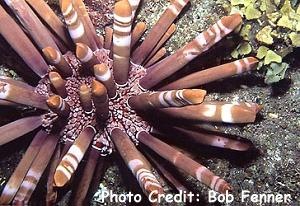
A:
<box><xmin>268</xmin><ymin>113</ymin><xmax>279</xmax><ymax>118</ymax></box>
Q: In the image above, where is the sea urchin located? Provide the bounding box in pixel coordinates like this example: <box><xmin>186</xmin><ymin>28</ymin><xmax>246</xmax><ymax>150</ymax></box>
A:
<box><xmin>0</xmin><ymin>0</ymin><xmax>262</xmax><ymax>204</ymax></box>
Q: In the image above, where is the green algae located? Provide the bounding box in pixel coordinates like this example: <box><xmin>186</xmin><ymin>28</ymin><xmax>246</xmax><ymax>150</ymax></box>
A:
<box><xmin>225</xmin><ymin>0</ymin><xmax>300</xmax><ymax>83</ymax></box>
<box><xmin>289</xmin><ymin>32</ymin><xmax>300</xmax><ymax>46</ymax></box>
<box><xmin>256</xmin><ymin>26</ymin><xmax>274</xmax><ymax>45</ymax></box>
<box><xmin>267</xmin><ymin>12</ymin><xmax>281</xmax><ymax>23</ymax></box>
<box><xmin>264</xmin><ymin>50</ymin><xmax>282</xmax><ymax>65</ymax></box>
<box><xmin>240</xmin><ymin>23</ymin><xmax>252</xmax><ymax>40</ymax></box>
<box><xmin>277</xmin><ymin>15</ymin><xmax>294</xmax><ymax>29</ymax></box>
<box><xmin>265</xmin><ymin>62</ymin><xmax>289</xmax><ymax>84</ymax></box>
<box><xmin>231</xmin><ymin>41</ymin><xmax>252</xmax><ymax>58</ymax></box>
<box><xmin>256</xmin><ymin>46</ymin><xmax>269</xmax><ymax>59</ymax></box>
<box><xmin>245</xmin><ymin>4</ymin><xmax>262</xmax><ymax>19</ymax></box>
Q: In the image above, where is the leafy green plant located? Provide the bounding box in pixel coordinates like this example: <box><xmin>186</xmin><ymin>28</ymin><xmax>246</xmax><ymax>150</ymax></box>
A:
<box><xmin>221</xmin><ymin>0</ymin><xmax>300</xmax><ymax>83</ymax></box>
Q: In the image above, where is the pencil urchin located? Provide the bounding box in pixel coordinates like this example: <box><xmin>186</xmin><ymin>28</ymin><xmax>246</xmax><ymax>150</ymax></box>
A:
<box><xmin>0</xmin><ymin>0</ymin><xmax>262</xmax><ymax>204</ymax></box>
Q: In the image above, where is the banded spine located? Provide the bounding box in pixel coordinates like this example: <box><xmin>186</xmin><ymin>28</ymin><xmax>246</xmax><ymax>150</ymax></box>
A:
<box><xmin>13</xmin><ymin>134</ymin><xmax>58</xmax><ymax>204</ymax></box>
<box><xmin>76</xmin><ymin>43</ymin><xmax>100</xmax><ymax>69</ymax></box>
<box><xmin>161</xmin><ymin>57</ymin><xmax>258</xmax><ymax>90</ymax></box>
<box><xmin>4</xmin><ymin>0</ymin><xmax>59</xmax><ymax>51</ymax></box>
<box><xmin>132</xmin><ymin>0</ymin><xmax>189</xmax><ymax>64</ymax></box>
<box><xmin>73</xmin><ymin>0</ymin><xmax>100</xmax><ymax>50</ymax></box>
<box><xmin>0</xmin><ymin>5</ymin><xmax>48</xmax><ymax>77</ymax></box>
<box><xmin>60</xmin><ymin>0</ymin><xmax>90</xmax><ymax>46</ymax></box>
<box><xmin>79</xmin><ymin>84</ymin><xmax>93</xmax><ymax>113</ymax></box>
<box><xmin>129</xmin><ymin>89</ymin><xmax>207</xmax><ymax>110</ymax></box>
<box><xmin>138</xmin><ymin>131</ymin><xmax>231</xmax><ymax>194</ymax></box>
<box><xmin>162</xmin><ymin>102</ymin><xmax>262</xmax><ymax>123</ymax></box>
<box><xmin>111</xmin><ymin>128</ymin><xmax>163</xmax><ymax>198</ymax></box>
<box><xmin>128</xmin><ymin>0</ymin><xmax>141</xmax><ymax>18</ymax></box>
<box><xmin>113</xmin><ymin>0</ymin><xmax>132</xmax><ymax>85</ymax></box>
<box><xmin>131</xmin><ymin>22</ymin><xmax>147</xmax><ymax>48</ymax></box>
<box><xmin>49</xmin><ymin>72</ymin><xmax>68</xmax><ymax>98</ymax></box>
<box><xmin>0</xmin><ymin>80</ymin><xmax>47</xmax><ymax>110</ymax></box>
<box><xmin>43</xmin><ymin>47</ymin><xmax>73</xmax><ymax>77</ymax></box>
<box><xmin>54</xmin><ymin>126</ymin><xmax>96</xmax><ymax>187</ymax></box>
<box><xmin>91</xmin><ymin>80</ymin><xmax>109</xmax><ymax>120</ymax></box>
<box><xmin>139</xmin><ymin>14</ymin><xmax>242</xmax><ymax>89</ymax></box>
<box><xmin>94</xmin><ymin>64</ymin><xmax>117</xmax><ymax>98</ymax></box>
<box><xmin>47</xmin><ymin>95</ymin><xmax>71</xmax><ymax>117</ymax></box>
<box><xmin>0</xmin><ymin>130</ymin><xmax>47</xmax><ymax>204</ymax></box>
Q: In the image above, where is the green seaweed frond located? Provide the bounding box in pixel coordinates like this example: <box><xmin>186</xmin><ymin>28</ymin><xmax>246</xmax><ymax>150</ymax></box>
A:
<box><xmin>223</xmin><ymin>0</ymin><xmax>300</xmax><ymax>84</ymax></box>
<box><xmin>265</xmin><ymin>62</ymin><xmax>289</xmax><ymax>84</ymax></box>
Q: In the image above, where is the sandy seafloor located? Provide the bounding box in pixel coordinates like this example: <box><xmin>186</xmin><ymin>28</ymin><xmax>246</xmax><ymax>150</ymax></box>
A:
<box><xmin>0</xmin><ymin>0</ymin><xmax>299</xmax><ymax>205</ymax></box>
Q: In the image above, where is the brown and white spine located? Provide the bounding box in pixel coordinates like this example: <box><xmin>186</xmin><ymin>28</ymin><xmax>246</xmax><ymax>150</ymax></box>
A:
<box><xmin>25</xmin><ymin>0</ymin><xmax>72</xmax><ymax>47</ymax></box>
<box><xmin>161</xmin><ymin>57</ymin><xmax>258</xmax><ymax>90</ymax></box>
<box><xmin>76</xmin><ymin>43</ymin><xmax>99</xmax><ymax>69</ymax></box>
<box><xmin>128</xmin><ymin>0</ymin><xmax>141</xmax><ymax>18</ymax></box>
<box><xmin>144</xmin><ymin>24</ymin><xmax>176</xmax><ymax>66</ymax></box>
<box><xmin>132</xmin><ymin>0</ymin><xmax>189</xmax><ymax>64</ymax></box>
<box><xmin>0</xmin><ymin>130</ymin><xmax>47</xmax><ymax>204</ymax></box>
<box><xmin>144</xmin><ymin>151</ymin><xmax>189</xmax><ymax>193</ymax></box>
<box><xmin>54</xmin><ymin>126</ymin><xmax>96</xmax><ymax>187</ymax></box>
<box><xmin>144</xmin><ymin>48</ymin><xmax>167</xmax><ymax>68</ymax></box>
<box><xmin>111</xmin><ymin>128</ymin><xmax>163</xmax><ymax>198</ymax></box>
<box><xmin>49</xmin><ymin>72</ymin><xmax>68</xmax><ymax>98</ymax></box>
<box><xmin>88</xmin><ymin>157</ymin><xmax>106</xmax><ymax>195</ymax></box>
<box><xmin>0</xmin><ymin>76</ymin><xmax>35</xmax><ymax>92</ymax></box>
<box><xmin>60</xmin><ymin>0</ymin><xmax>90</xmax><ymax>46</ymax></box>
<box><xmin>0</xmin><ymin>6</ymin><xmax>48</xmax><ymax>77</ymax></box>
<box><xmin>131</xmin><ymin>22</ymin><xmax>147</xmax><ymax>48</ymax></box>
<box><xmin>13</xmin><ymin>134</ymin><xmax>59</xmax><ymax>204</ymax></box>
<box><xmin>129</xmin><ymin>89</ymin><xmax>206</xmax><ymax>110</ymax></box>
<box><xmin>46</xmin><ymin>144</ymin><xmax>61</xmax><ymax>205</ymax></box>
<box><xmin>0</xmin><ymin>80</ymin><xmax>48</xmax><ymax>109</ymax></box>
<box><xmin>43</xmin><ymin>47</ymin><xmax>73</xmax><ymax>77</ymax></box>
<box><xmin>79</xmin><ymin>84</ymin><xmax>93</xmax><ymax>113</ymax></box>
<box><xmin>73</xmin><ymin>0</ymin><xmax>101</xmax><ymax>50</ymax></box>
<box><xmin>71</xmin><ymin>148</ymin><xmax>99</xmax><ymax>205</ymax></box>
<box><xmin>113</xmin><ymin>0</ymin><xmax>132</xmax><ymax>85</ymax></box>
<box><xmin>47</xmin><ymin>95</ymin><xmax>71</xmax><ymax>117</ymax></box>
<box><xmin>98</xmin><ymin>34</ymin><xmax>104</xmax><ymax>47</ymax></box>
<box><xmin>138</xmin><ymin>131</ymin><xmax>231</xmax><ymax>194</ymax></box>
<box><xmin>104</xmin><ymin>26</ymin><xmax>113</xmax><ymax>50</ymax></box>
<box><xmin>91</xmin><ymin>80</ymin><xmax>109</xmax><ymax>120</ymax></box>
<box><xmin>169</xmin><ymin>126</ymin><xmax>252</xmax><ymax>151</ymax></box>
<box><xmin>48</xmin><ymin>30</ymin><xmax>68</xmax><ymax>53</ymax></box>
<box><xmin>4</xmin><ymin>0</ymin><xmax>59</xmax><ymax>51</ymax></box>
<box><xmin>140</xmin><ymin>14</ymin><xmax>243</xmax><ymax>89</ymax></box>
<box><xmin>93</xmin><ymin>64</ymin><xmax>117</xmax><ymax>98</ymax></box>
<box><xmin>0</xmin><ymin>116</ymin><xmax>42</xmax><ymax>146</ymax></box>
<box><xmin>162</xmin><ymin>101</ymin><xmax>262</xmax><ymax>123</ymax></box>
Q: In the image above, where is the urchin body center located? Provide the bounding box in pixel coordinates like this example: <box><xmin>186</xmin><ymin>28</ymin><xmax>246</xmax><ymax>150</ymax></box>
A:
<box><xmin>39</xmin><ymin>48</ymin><xmax>150</xmax><ymax>153</ymax></box>
<box><xmin>106</xmin><ymin>62</ymin><xmax>151</xmax><ymax>143</ymax></box>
